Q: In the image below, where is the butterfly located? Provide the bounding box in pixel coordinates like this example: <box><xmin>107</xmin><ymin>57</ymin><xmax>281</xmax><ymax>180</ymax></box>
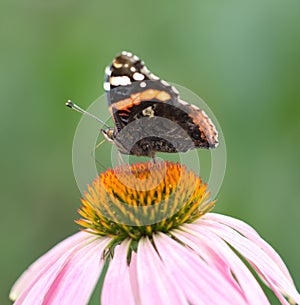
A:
<box><xmin>100</xmin><ymin>51</ymin><xmax>218</xmax><ymax>158</ymax></box>
<box><xmin>67</xmin><ymin>51</ymin><xmax>218</xmax><ymax>158</ymax></box>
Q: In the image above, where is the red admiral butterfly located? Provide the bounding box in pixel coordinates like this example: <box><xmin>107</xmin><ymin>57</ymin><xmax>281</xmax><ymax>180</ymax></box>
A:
<box><xmin>67</xmin><ymin>51</ymin><xmax>218</xmax><ymax>158</ymax></box>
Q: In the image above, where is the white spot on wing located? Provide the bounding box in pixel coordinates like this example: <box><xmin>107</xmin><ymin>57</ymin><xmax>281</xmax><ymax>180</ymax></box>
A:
<box><xmin>200</xmin><ymin>110</ymin><xmax>208</xmax><ymax>118</ymax></box>
<box><xmin>142</xmin><ymin>66</ymin><xmax>150</xmax><ymax>73</ymax></box>
<box><xmin>105</xmin><ymin>66</ymin><xmax>111</xmax><ymax>76</ymax></box>
<box><xmin>140</xmin><ymin>66</ymin><xmax>159</xmax><ymax>80</ymax></box>
<box><xmin>150</xmin><ymin>74</ymin><xmax>159</xmax><ymax>80</ymax></box>
<box><xmin>178</xmin><ymin>99</ymin><xmax>189</xmax><ymax>106</ymax></box>
<box><xmin>103</xmin><ymin>82</ymin><xmax>110</xmax><ymax>91</ymax></box>
<box><xmin>122</xmin><ymin>51</ymin><xmax>132</xmax><ymax>57</ymax></box>
<box><xmin>160</xmin><ymin>80</ymin><xmax>170</xmax><ymax>87</ymax></box>
<box><xmin>171</xmin><ymin>86</ymin><xmax>179</xmax><ymax>95</ymax></box>
<box><xmin>130</xmin><ymin>66</ymin><xmax>136</xmax><ymax>72</ymax></box>
<box><xmin>140</xmin><ymin>82</ymin><xmax>147</xmax><ymax>88</ymax></box>
<box><xmin>110</xmin><ymin>76</ymin><xmax>131</xmax><ymax>86</ymax></box>
<box><xmin>133</xmin><ymin>72</ymin><xmax>145</xmax><ymax>81</ymax></box>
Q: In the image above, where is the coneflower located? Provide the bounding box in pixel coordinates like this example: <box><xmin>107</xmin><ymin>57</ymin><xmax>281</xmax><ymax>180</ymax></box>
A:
<box><xmin>10</xmin><ymin>161</ymin><xmax>300</xmax><ymax>305</ymax></box>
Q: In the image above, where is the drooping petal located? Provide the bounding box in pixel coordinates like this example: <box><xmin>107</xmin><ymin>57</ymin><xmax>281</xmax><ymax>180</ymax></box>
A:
<box><xmin>175</xmin><ymin>225</ymin><xmax>270</xmax><ymax>305</ymax></box>
<box><xmin>10</xmin><ymin>232</ymin><xmax>89</xmax><ymax>301</ymax></box>
<box><xmin>204</xmin><ymin>213</ymin><xmax>294</xmax><ymax>282</ymax></box>
<box><xmin>101</xmin><ymin>239</ymin><xmax>137</xmax><ymax>305</ymax></box>
<box><xmin>153</xmin><ymin>233</ymin><xmax>247</xmax><ymax>305</ymax></box>
<box><xmin>136</xmin><ymin>237</ymin><xmax>189</xmax><ymax>305</ymax></box>
<box><xmin>42</xmin><ymin>237</ymin><xmax>109</xmax><ymax>304</ymax></box>
<box><xmin>194</xmin><ymin>213</ymin><xmax>300</xmax><ymax>305</ymax></box>
<box><xmin>11</xmin><ymin>232</ymin><xmax>110</xmax><ymax>305</ymax></box>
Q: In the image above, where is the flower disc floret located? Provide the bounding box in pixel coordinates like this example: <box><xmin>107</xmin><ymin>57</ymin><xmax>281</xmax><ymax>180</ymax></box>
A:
<box><xmin>77</xmin><ymin>161</ymin><xmax>214</xmax><ymax>242</ymax></box>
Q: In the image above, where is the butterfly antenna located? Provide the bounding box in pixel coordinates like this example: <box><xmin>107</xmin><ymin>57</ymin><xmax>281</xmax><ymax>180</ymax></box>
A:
<box><xmin>93</xmin><ymin>139</ymin><xmax>108</xmax><ymax>171</ymax></box>
<box><xmin>66</xmin><ymin>100</ymin><xmax>110</xmax><ymax>128</ymax></box>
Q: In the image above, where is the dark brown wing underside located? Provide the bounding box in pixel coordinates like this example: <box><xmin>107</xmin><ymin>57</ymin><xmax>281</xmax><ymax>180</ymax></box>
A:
<box><xmin>113</xmin><ymin>113</ymin><xmax>217</xmax><ymax>157</ymax></box>
<box><xmin>104</xmin><ymin>54</ymin><xmax>218</xmax><ymax>156</ymax></box>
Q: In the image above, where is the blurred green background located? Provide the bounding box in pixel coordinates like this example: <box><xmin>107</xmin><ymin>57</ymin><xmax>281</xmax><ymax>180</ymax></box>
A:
<box><xmin>1</xmin><ymin>0</ymin><xmax>299</xmax><ymax>304</ymax></box>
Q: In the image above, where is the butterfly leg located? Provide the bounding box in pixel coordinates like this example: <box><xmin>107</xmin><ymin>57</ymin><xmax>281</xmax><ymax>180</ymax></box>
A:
<box><xmin>117</xmin><ymin>150</ymin><xmax>125</xmax><ymax>166</ymax></box>
<box><xmin>92</xmin><ymin>139</ymin><xmax>108</xmax><ymax>171</ymax></box>
<box><xmin>152</xmin><ymin>154</ymin><xmax>157</xmax><ymax>164</ymax></box>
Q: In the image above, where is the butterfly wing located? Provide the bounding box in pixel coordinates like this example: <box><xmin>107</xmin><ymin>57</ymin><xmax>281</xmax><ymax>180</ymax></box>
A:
<box><xmin>104</xmin><ymin>51</ymin><xmax>218</xmax><ymax>155</ymax></box>
<box><xmin>104</xmin><ymin>51</ymin><xmax>162</xmax><ymax>131</ymax></box>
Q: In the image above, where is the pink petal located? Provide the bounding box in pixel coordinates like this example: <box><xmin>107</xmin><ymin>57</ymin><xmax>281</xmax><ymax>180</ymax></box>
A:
<box><xmin>153</xmin><ymin>233</ymin><xmax>247</xmax><ymax>305</ymax></box>
<box><xmin>42</xmin><ymin>238</ymin><xmax>108</xmax><ymax>304</ymax></box>
<box><xmin>136</xmin><ymin>237</ymin><xmax>189</xmax><ymax>305</ymax></box>
<box><xmin>175</xmin><ymin>225</ymin><xmax>270</xmax><ymax>305</ymax></box>
<box><xmin>11</xmin><ymin>232</ymin><xmax>110</xmax><ymax>305</ymax></box>
<box><xmin>10</xmin><ymin>232</ymin><xmax>89</xmax><ymax>301</ymax></box>
<box><xmin>101</xmin><ymin>239</ymin><xmax>137</xmax><ymax>305</ymax></box>
<box><xmin>128</xmin><ymin>251</ymin><xmax>141</xmax><ymax>304</ymax></box>
<box><xmin>203</xmin><ymin>213</ymin><xmax>293</xmax><ymax>282</ymax></box>
<box><xmin>195</xmin><ymin>213</ymin><xmax>300</xmax><ymax>304</ymax></box>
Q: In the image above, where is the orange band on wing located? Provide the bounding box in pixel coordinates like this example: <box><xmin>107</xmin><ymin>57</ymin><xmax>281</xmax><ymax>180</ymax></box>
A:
<box><xmin>109</xmin><ymin>89</ymin><xmax>171</xmax><ymax>112</ymax></box>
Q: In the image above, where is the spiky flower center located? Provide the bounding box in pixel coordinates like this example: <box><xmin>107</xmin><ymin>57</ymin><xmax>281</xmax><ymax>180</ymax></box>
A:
<box><xmin>77</xmin><ymin>162</ymin><xmax>214</xmax><ymax>242</ymax></box>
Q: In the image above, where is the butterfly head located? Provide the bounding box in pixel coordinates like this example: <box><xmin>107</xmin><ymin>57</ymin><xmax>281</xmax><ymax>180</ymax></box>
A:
<box><xmin>101</xmin><ymin>128</ymin><xmax>115</xmax><ymax>143</ymax></box>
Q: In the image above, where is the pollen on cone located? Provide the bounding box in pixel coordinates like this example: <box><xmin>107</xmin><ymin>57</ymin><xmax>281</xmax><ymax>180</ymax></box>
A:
<box><xmin>76</xmin><ymin>161</ymin><xmax>214</xmax><ymax>241</ymax></box>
